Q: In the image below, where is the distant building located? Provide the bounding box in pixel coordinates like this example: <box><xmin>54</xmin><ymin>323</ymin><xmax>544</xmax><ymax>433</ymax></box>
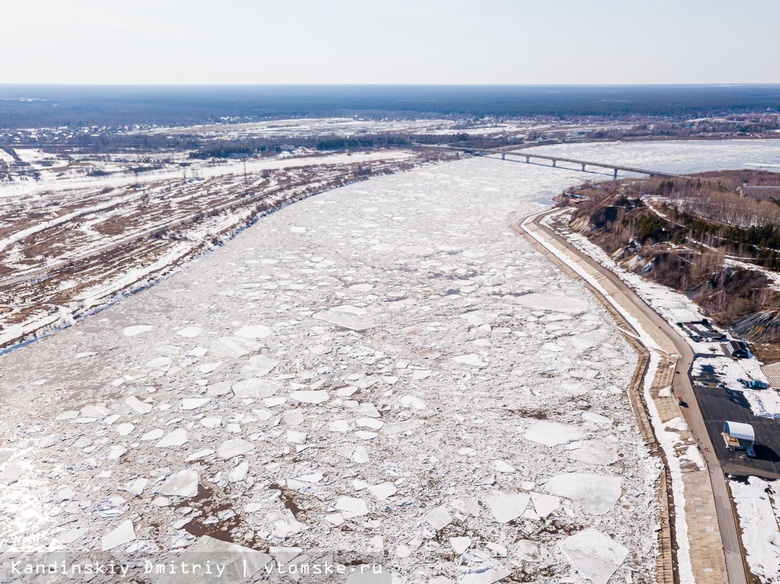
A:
<box><xmin>723</xmin><ymin>340</ymin><xmax>751</xmax><ymax>359</ymax></box>
<box><xmin>677</xmin><ymin>320</ymin><xmax>728</xmax><ymax>342</ymax></box>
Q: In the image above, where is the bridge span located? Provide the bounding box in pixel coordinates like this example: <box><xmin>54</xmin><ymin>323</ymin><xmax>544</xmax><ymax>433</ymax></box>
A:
<box><xmin>430</xmin><ymin>144</ymin><xmax>689</xmax><ymax>179</ymax></box>
<box><xmin>494</xmin><ymin>150</ymin><xmax>687</xmax><ymax>179</ymax></box>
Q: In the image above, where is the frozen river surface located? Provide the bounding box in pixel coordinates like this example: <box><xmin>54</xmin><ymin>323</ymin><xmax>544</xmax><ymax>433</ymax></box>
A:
<box><xmin>526</xmin><ymin>138</ymin><xmax>780</xmax><ymax>176</ymax></box>
<box><xmin>4</xmin><ymin>140</ymin><xmax>779</xmax><ymax>582</ymax></box>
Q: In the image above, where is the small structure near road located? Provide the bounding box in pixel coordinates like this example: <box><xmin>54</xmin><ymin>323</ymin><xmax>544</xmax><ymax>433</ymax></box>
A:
<box><xmin>723</xmin><ymin>421</ymin><xmax>756</xmax><ymax>457</ymax></box>
<box><xmin>723</xmin><ymin>340</ymin><xmax>751</xmax><ymax>360</ymax></box>
<box><xmin>678</xmin><ymin>320</ymin><xmax>727</xmax><ymax>343</ymax></box>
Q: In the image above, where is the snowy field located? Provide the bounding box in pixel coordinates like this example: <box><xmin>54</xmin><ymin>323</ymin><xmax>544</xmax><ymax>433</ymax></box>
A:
<box><xmin>0</xmin><ymin>149</ymin><xmax>415</xmax><ymax>201</ymax></box>
<box><xmin>731</xmin><ymin>477</ymin><xmax>780</xmax><ymax>583</ymax></box>
<box><xmin>0</xmin><ymin>157</ymin><xmax>659</xmax><ymax>582</ymax></box>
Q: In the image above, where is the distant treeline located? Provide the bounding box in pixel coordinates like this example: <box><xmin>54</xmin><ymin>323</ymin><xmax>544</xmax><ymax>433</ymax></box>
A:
<box><xmin>2</xmin><ymin>85</ymin><xmax>780</xmax><ymax>129</ymax></box>
<box><xmin>187</xmin><ymin>133</ymin><xmax>519</xmax><ymax>159</ymax></box>
<box><xmin>0</xmin><ymin>131</ymin><xmax>199</xmax><ymax>153</ymax></box>
<box><xmin>579</xmin><ymin>170</ymin><xmax>780</xmax><ymax>271</ymax></box>
<box><xmin>0</xmin><ymin>127</ymin><xmax>520</xmax><ymax>157</ymax></box>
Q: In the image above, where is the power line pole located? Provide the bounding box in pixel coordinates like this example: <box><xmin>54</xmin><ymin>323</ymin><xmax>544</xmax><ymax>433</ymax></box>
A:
<box><xmin>243</xmin><ymin>159</ymin><xmax>248</xmax><ymax>196</ymax></box>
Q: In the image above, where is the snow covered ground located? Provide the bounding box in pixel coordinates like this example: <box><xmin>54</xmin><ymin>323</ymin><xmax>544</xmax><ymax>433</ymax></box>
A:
<box><xmin>731</xmin><ymin>477</ymin><xmax>780</xmax><ymax>583</ymax></box>
<box><xmin>553</xmin><ymin>217</ymin><xmax>780</xmax><ymax>417</ymax></box>
<box><xmin>0</xmin><ymin>149</ymin><xmax>415</xmax><ymax>201</ymax></box>
<box><xmin>0</xmin><ymin>157</ymin><xmax>659</xmax><ymax>582</ymax></box>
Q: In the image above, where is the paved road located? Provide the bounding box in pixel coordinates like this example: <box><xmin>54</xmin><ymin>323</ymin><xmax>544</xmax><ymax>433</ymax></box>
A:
<box><xmin>524</xmin><ymin>209</ymin><xmax>748</xmax><ymax>584</ymax></box>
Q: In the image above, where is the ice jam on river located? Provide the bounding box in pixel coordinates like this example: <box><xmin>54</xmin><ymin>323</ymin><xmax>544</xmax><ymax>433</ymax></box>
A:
<box><xmin>5</xmin><ymin>140</ymin><xmax>779</xmax><ymax>582</ymax></box>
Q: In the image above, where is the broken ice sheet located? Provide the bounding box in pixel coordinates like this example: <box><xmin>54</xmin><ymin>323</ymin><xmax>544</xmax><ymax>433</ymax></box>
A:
<box><xmin>146</xmin><ymin>356</ymin><xmax>172</xmax><ymax>370</ymax></box>
<box><xmin>240</xmin><ymin>355</ymin><xmax>280</xmax><ymax>377</ymax></box>
<box><xmin>289</xmin><ymin>390</ymin><xmax>329</xmax><ymax>404</ymax></box>
<box><xmin>56</xmin><ymin>527</ymin><xmax>87</xmax><ymax>545</ymax></box>
<box><xmin>352</xmin><ymin>446</ymin><xmax>369</xmax><ymax>463</ymax></box>
<box><xmin>335</xmin><ymin>496</ymin><xmax>369</xmax><ymax>518</ymax></box>
<box><xmin>101</xmin><ymin>520</ymin><xmax>136</xmax><ymax>551</ymax></box>
<box><xmin>229</xmin><ymin>462</ymin><xmax>249</xmax><ymax>482</ymax></box>
<box><xmin>217</xmin><ymin>439</ymin><xmax>254</xmax><ymax>459</ymax></box>
<box><xmin>126</xmin><ymin>396</ymin><xmax>153</xmax><ymax>415</ymax></box>
<box><xmin>451</xmin><ymin>354</ymin><xmax>487</xmax><ymax>368</ymax></box>
<box><xmin>516</xmin><ymin>540</ymin><xmax>543</xmax><ymax>562</ymax></box>
<box><xmin>209</xmin><ymin>336</ymin><xmax>261</xmax><ymax>359</ymax></box>
<box><xmin>181</xmin><ymin>398</ymin><xmax>210</xmax><ymax>410</ymax></box>
<box><xmin>141</xmin><ymin>428</ymin><xmax>165</xmax><ymax>441</ymax></box>
<box><xmin>545</xmin><ymin>473</ymin><xmax>622</xmax><ymax>515</ymax></box>
<box><xmin>493</xmin><ymin>460</ymin><xmax>516</xmax><ymax>473</ymax></box>
<box><xmin>368</xmin><ymin>482</ymin><xmax>397</xmax><ymax>500</ymax></box>
<box><xmin>313</xmin><ymin>305</ymin><xmax>374</xmax><ymax>331</ymax></box>
<box><xmin>458</xmin><ymin>567</ymin><xmax>512</xmax><ymax>584</ymax></box>
<box><xmin>399</xmin><ymin>395</ymin><xmax>426</xmax><ymax>410</ymax></box>
<box><xmin>424</xmin><ymin>505</ymin><xmax>452</xmax><ymax>530</ymax></box>
<box><xmin>483</xmin><ymin>491</ymin><xmax>530</xmax><ymax>523</ymax></box>
<box><xmin>155</xmin><ymin>429</ymin><xmax>188</xmax><ymax>448</ymax></box>
<box><xmin>515</xmin><ymin>293</ymin><xmax>589</xmax><ymax>314</ymax></box>
<box><xmin>567</xmin><ymin>440</ymin><xmax>618</xmax><ymax>465</ymax></box>
<box><xmin>236</xmin><ymin>324</ymin><xmax>273</xmax><ymax>339</ymax></box>
<box><xmin>329</xmin><ymin>419</ymin><xmax>350</xmax><ymax>433</ymax></box>
<box><xmin>530</xmin><ymin>492</ymin><xmax>560</xmax><ymax>518</ymax></box>
<box><xmin>116</xmin><ymin>423</ymin><xmax>134</xmax><ymax>436</ymax></box>
<box><xmin>158</xmin><ymin>469</ymin><xmax>199</xmax><ymax>498</ymax></box>
<box><xmin>559</xmin><ymin>528</ymin><xmax>628</xmax><ymax>584</ymax></box>
<box><xmin>383</xmin><ymin>420</ymin><xmax>420</xmax><ymax>435</ymax></box>
<box><xmin>524</xmin><ymin>420</ymin><xmax>584</xmax><ymax>446</ymax></box>
<box><xmin>582</xmin><ymin>412</ymin><xmax>613</xmax><ymax>427</ymax></box>
<box><xmin>451</xmin><ymin>497</ymin><xmax>480</xmax><ymax>517</ymax></box>
<box><xmin>123</xmin><ymin>325</ymin><xmax>153</xmax><ymax>337</ymax></box>
<box><xmin>155</xmin><ymin>535</ymin><xmax>272</xmax><ymax>584</ymax></box>
<box><xmin>451</xmin><ymin>536</ymin><xmax>471</xmax><ymax>554</ymax></box>
<box><xmin>176</xmin><ymin>326</ymin><xmax>202</xmax><ymax>338</ymax></box>
<box><xmin>233</xmin><ymin>378</ymin><xmax>282</xmax><ymax>399</ymax></box>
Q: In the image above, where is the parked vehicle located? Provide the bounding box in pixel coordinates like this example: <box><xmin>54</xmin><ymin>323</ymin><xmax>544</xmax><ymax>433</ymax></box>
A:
<box><xmin>738</xmin><ymin>378</ymin><xmax>769</xmax><ymax>390</ymax></box>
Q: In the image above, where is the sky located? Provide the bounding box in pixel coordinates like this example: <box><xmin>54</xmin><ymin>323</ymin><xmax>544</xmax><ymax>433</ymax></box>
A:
<box><xmin>4</xmin><ymin>0</ymin><xmax>780</xmax><ymax>85</ymax></box>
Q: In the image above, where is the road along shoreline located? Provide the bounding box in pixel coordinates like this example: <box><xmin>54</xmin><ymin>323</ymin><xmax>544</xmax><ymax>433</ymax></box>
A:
<box><xmin>517</xmin><ymin>207</ymin><xmax>744</xmax><ymax>584</ymax></box>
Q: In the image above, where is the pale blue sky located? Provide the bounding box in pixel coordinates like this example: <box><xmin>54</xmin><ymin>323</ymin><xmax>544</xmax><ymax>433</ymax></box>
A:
<box><xmin>5</xmin><ymin>0</ymin><xmax>779</xmax><ymax>84</ymax></box>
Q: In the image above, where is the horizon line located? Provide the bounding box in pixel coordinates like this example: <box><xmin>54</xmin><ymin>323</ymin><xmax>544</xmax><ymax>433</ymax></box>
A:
<box><xmin>2</xmin><ymin>83</ymin><xmax>780</xmax><ymax>89</ymax></box>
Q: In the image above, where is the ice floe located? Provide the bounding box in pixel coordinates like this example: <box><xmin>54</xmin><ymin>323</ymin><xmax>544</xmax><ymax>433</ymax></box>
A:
<box><xmin>122</xmin><ymin>325</ymin><xmax>153</xmax><ymax>337</ymax></box>
<box><xmin>559</xmin><ymin>528</ymin><xmax>629</xmax><ymax>584</ymax></box>
<box><xmin>545</xmin><ymin>473</ymin><xmax>622</xmax><ymax>515</ymax></box>
<box><xmin>524</xmin><ymin>420</ymin><xmax>584</xmax><ymax>446</ymax></box>
<box><xmin>159</xmin><ymin>469</ymin><xmax>199</xmax><ymax>497</ymax></box>
<box><xmin>313</xmin><ymin>305</ymin><xmax>374</xmax><ymax>331</ymax></box>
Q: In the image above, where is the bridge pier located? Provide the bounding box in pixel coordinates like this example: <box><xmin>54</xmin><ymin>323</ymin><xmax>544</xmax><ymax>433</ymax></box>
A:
<box><xmin>552</xmin><ymin>160</ymin><xmax>557</xmax><ymax>168</ymax></box>
<box><xmin>501</xmin><ymin>153</ymin><xmax>506</xmax><ymax>160</ymax></box>
<box><xmin>613</xmin><ymin>168</ymin><xmax>618</xmax><ymax>179</ymax></box>
<box><xmin>525</xmin><ymin>156</ymin><xmax>530</xmax><ymax>163</ymax></box>
<box><xmin>581</xmin><ymin>163</ymin><xmax>586</xmax><ymax>172</ymax></box>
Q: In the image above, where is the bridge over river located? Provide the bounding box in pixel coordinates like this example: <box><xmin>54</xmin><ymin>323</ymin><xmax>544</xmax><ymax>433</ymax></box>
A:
<box><xmin>430</xmin><ymin>144</ymin><xmax>690</xmax><ymax>179</ymax></box>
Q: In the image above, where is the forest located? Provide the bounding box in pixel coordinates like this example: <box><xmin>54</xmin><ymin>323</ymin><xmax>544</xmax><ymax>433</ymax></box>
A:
<box><xmin>564</xmin><ymin>170</ymin><xmax>780</xmax><ymax>357</ymax></box>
